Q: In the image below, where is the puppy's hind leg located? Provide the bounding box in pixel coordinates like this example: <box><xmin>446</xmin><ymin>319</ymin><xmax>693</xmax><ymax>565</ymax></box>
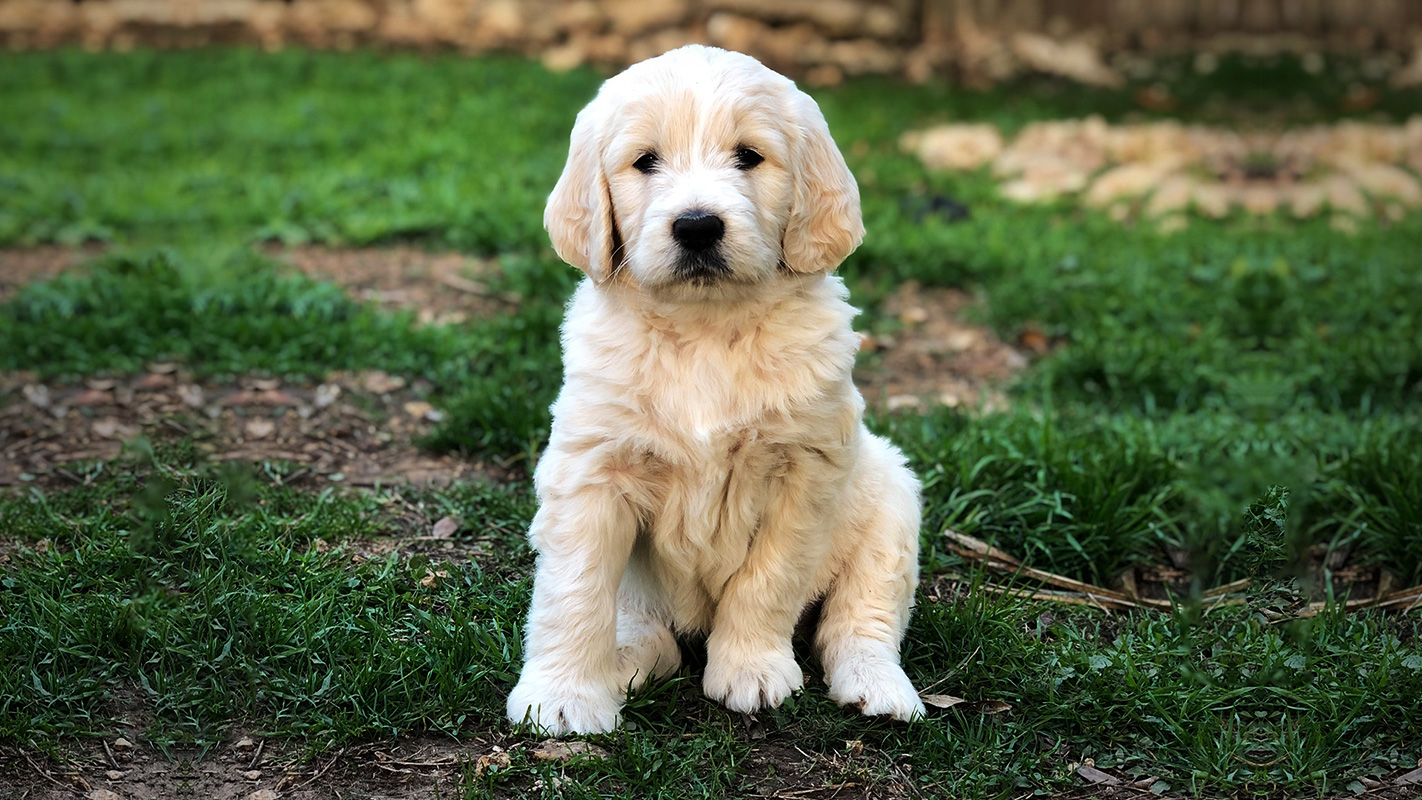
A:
<box><xmin>615</xmin><ymin>549</ymin><xmax>682</xmax><ymax>691</ymax></box>
<box><xmin>816</xmin><ymin>434</ymin><xmax>926</xmax><ymax>722</ymax></box>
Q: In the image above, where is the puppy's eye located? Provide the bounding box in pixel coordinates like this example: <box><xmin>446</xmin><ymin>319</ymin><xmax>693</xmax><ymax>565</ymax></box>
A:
<box><xmin>633</xmin><ymin>152</ymin><xmax>659</xmax><ymax>174</ymax></box>
<box><xmin>734</xmin><ymin>147</ymin><xmax>764</xmax><ymax>170</ymax></box>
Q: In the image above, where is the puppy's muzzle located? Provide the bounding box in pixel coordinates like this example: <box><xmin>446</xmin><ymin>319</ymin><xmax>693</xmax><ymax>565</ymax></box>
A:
<box><xmin>672</xmin><ymin>211</ymin><xmax>725</xmax><ymax>251</ymax></box>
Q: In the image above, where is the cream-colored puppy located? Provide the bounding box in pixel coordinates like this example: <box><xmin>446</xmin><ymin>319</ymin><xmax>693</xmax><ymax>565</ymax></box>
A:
<box><xmin>507</xmin><ymin>45</ymin><xmax>924</xmax><ymax>734</ymax></box>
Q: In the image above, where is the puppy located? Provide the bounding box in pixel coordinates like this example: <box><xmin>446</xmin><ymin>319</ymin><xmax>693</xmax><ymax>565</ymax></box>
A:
<box><xmin>507</xmin><ymin>45</ymin><xmax>924</xmax><ymax>734</ymax></box>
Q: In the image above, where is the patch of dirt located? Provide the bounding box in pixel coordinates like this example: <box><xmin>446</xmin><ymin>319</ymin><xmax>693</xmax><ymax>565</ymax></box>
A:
<box><xmin>855</xmin><ymin>282</ymin><xmax>1029</xmax><ymax>412</ymax></box>
<box><xmin>273</xmin><ymin>245</ymin><xmax>520</xmax><ymax>325</ymax></box>
<box><xmin>0</xmin><ymin>731</ymin><xmax>932</xmax><ymax>800</ymax></box>
<box><xmin>0</xmin><ymin>734</ymin><xmax>506</xmax><ymax>800</ymax></box>
<box><xmin>0</xmin><ymin>368</ymin><xmax>504</xmax><ymax>490</ymax></box>
<box><xmin>0</xmin><ymin>246</ymin><xmax>101</xmax><ymax>302</ymax></box>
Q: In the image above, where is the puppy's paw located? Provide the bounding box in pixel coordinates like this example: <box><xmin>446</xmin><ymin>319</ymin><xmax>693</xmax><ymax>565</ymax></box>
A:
<box><xmin>617</xmin><ymin>623</ymin><xmax>682</xmax><ymax>689</ymax></box>
<box><xmin>506</xmin><ymin>667</ymin><xmax>624</xmax><ymax>735</ymax></box>
<box><xmin>702</xmin><ymin>641</ymin><xmax>804</xmax><ymax>714</ymax></box>
<box><xmin>826</xmin><ymin>657</ymin><xmax>925</xmax><ymax>722</ymax></box>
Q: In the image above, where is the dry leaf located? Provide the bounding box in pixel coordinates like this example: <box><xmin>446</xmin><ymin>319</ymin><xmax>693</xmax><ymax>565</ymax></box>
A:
<box><xmin>531</xmin><ymin>740</ymin><xmax>610</xmax><ymax>761</ymax></box>
<box><xmin>93</xmin><ymin>418</ymin><xmax>139</xmax><ymax>440</ymax></box>
<box><xmin>920</xmin><ymin>694</ymin><xmax>968</xmax><ymax>709</ymax></box>
<box><xmin>361</xmin><ymin>371</ymin><xmax>406</xmax><ymax>394</ymax></box>
<box><xmin>977</xmin><ymin>700</ymin><xmax>1013</xmax><ymax>715</ymax></box>
<box><xmin>886</xmin><ymin>394</ymin><xmax>922</xmax><ymax>411</ymax></box>
<box><xmin>314</xmin><ymin>383</ymin><xmax>342</xmax><ymax>408</ymax></box>
<box><xmin>1078</xmin><ymin>764</ymin><xmax>1120</xmax><ymax>785</ymax></box>
<box><xmin>133</xmin><ymin>373</ymin><xmax>171</xmax><ymax>391</ymax></box>
<box><xmin>22</xmin><ymin>383</ymin><xmax>51</xmax><ymax>408</ymax></box>
<box><xmin>112</xmin><ymin>737</ymin><xmax>133</xmax><ymax>751</ymax></box>
<box><xmin>88</xmin><ymin>791</ymin><xmax>122</xmax><ymax>800</ymax></box>
<box><xmin>431</xmin><ymin>516</ymin><xmax>460</xmax><ymax>539</ymax></box>
<box><xmin>234</xmin><ymin>736</ymin><xmax>255</xmax><ymax>752</ymax></box>
<box><xmin>247</xmin><ymin>790</ymin><xmax>278</xmax><ymax>800</ymax></box>
<box><xmin>178</xmin><ymin>384</ymin><xmax>205</xmax><ymax>408</ymax></box>
<box><xmin>475</xmin><ymin>749</ymin><xmax>511</xmax><ymax>775</ymax></box>
<box><xmin>242</xmin><ymin>770</ymin><xmax>262</xmax><ymax>780</ymax></box>
<box><xmin>244</xmin><ymin>419</ymin><xmax>276</xmax><ymax>440</ymax></box>
<box><xmin>404</xmin><ymin>400</ymin><xmax>435</xmax><ymax>419</ymax></box>
<box><xmin>899</xmin><ymin>306</ymin><xmax>929</xmax><ymax>324</ymax></box>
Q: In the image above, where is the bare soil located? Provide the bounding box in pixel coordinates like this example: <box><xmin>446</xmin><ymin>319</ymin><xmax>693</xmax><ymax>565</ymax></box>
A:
<box><xmin>273</xmin><ymin>245</ymin><xmax>519</xmax><ymax>325</ymax></box>
<box><xmin>0</xmin><ymin>245</ymin><xmax>100</xmax><ymax>302</ymax></box>
<box><xmin>0</xmin><ymin>368</ymin><xmax>498</xmax><ymax>490</ymax></box>
<box><xmin>855</xmin><ymin>281</ymin><xmax>1030</xmax><ymax>412</ymax></box>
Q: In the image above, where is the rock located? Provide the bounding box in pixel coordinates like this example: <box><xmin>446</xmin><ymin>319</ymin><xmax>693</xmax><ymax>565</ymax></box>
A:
<box><xmin>904</xmin><ymin>124</ymin><xmax>1004</xmax><ymax>171</ymax></box>
<box><xmin>824</xmin><ymin>38</ymin><xmax>900</xmax><ymax>75</ymax></box>
<box><xmin>706</xmin><ymin>13</ymin><xmax>766</xmax><ymax>55</ymax></box>
<box><xmin>243</xmin><ymin>770</ymin><xmax>263</xmax><ymax>780</ymax></box>
<box><xmin>886</xmin><ymin>394</ymin><xmax>922</xmax><ymax>411</ymax></box>
<box><xmin>899</xmin><ymin>306</ymin><xmax>929</xmax><ymax>325</ymax></box>
<box><xmin>602</xmin><ymin>0</ymin><xmax>683</xmax><ymax>36</ymax></box>
<box><xmin>583</xmin><ymin>33</ymin><xmax>628</xmax><ymax>63</ymax></box>
<box><xmin>234</xmin><ymin>736</ymin><xmax>256</xmax><ymax>752</ymax></box>
<box><xmin>88</xmin><ymin>790</ymin><xmax>122</xmax><ymax>800</ymax></box>
<box><xmin>804</xmin><ymin>64</ymin><xmax>843</xmax><ymax>87</ymax></box>
<box><xmin>1286</xmin><ymin>184</ymin><xmax>1327</xmax><ymax>218</ymax></box>
<box><xmin>754</xmin><ymin>23</ymin><xmax>819</xmax><ymax>67</ymax></box>
<box><xmin>1084</xmin><ymin>160</ymin><xmax>1184</xmax><ymax>208</ymax></box>
<box><xmin>104</xmin><ymin>770</ymin><xmax>125</xmax><ymax>780</ymax></box>
<box><xmin>1010</xmin><ymin>32</ymin><xmax>1122</xmax><ymax>88</ymax></box>
<box><xmin>247</xmin><ymin>790</ymin><xmax>279</xmax><ymax>800</ymax></box>
<box><xmin>553</xmin><ymin>0</ymin><xmax>603</xmax><ymax>31</ymax></box>
<box><xmin>1145</xmin><ymin>174</ymin><xmax>1197</xmax><ymax>217</ymax></box>
<box><xmin>1192</xmin><ymin>183</ymin><xmax>1231</xmax><ymax>219</ymax></box>
<box><xmin>1323</xmin><ymin>175</ymin><xmax>1369</xmax><ymax>216</ymax></box>
<box><xmin>706</xmin><ymin>0</ymin><xmax>864</xmax><ymax>38</ymax></box>
<box><xmin>626</xmin><ymin>27</ymin><xmax>703</xmax><ymax>64</ymax></box>
<box><xmin>1337</xmin><ymin>159</ymin><xmax>1422</xmax><ymax>205</ymax></box>
<box><xmin>476</xmin><ymin>0</ymin><xmax>523</xmax><ymax>44</ymax></box>
<box><xmin>861</xmin><ymin>6</ymin><xmax>900</xmax><ymax>38</ymax></box>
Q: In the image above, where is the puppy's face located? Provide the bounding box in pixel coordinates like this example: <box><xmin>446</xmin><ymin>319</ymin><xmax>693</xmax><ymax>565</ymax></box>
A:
<box><xmin>546</xmin><ymin>46</ymin><xmax>864</xmax><ymax>300</ymax></box>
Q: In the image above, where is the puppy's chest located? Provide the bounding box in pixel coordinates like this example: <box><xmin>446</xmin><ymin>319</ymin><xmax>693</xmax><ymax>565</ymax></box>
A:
<box><xmin>640</xmin><ymin>427</ymin><xmax>791</xmax><ymax>588</ymax></box>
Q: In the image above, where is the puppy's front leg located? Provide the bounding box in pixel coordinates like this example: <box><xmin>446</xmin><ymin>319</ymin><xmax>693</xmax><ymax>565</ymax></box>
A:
<box><xmin>507</xmin><ymin>482</ymin><xmax>636</xmax><ymax>734</ymax></box>
<box><xmin>702</xmin><ymin>475</ymin><xmax>831</xmax><ymax>714</ymax></box>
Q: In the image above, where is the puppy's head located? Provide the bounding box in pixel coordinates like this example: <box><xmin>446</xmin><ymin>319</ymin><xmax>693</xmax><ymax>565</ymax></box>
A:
<box><xmin>545</xmin><ymin>46</ymin><xmax>863</xmax><ymax>298</ymax></box>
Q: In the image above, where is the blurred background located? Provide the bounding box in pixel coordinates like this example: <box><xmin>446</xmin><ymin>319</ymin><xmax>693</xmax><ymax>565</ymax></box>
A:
<box><xmin>4</xmin><ymin>0</ymin><xmax>1422</xmax><ymax>89</ymax></box>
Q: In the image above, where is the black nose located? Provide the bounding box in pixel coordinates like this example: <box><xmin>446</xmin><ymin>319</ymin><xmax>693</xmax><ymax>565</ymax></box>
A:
<box><xmin>671</xmin><ymin>211</ymin><xmax>724</xmax><ymax>251</ymax></box>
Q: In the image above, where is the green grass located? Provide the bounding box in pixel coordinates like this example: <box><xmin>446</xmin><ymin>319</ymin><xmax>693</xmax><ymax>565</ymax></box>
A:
<box><xmin>2</xmin><ymin>47</ymin><xmax>1422</xmax><ymax>797</ymax></box>
<box><xmin>2</xmin><ymin>460</ymin><xmax>1419</xmax><ymax>798</ymax></box>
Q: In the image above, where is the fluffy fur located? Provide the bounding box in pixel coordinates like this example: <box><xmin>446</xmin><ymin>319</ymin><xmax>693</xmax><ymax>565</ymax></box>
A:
<box><xmin>507</xmin><ymin>45</ymin><xmax>925</xmax><ymax>734</ymax></box>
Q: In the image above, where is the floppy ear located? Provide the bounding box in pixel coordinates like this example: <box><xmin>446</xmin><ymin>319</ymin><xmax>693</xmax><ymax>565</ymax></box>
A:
<box><xmin>781</xmin><ymin>91</ymin><xmax>864</xmax><ymax>274</ymax></box>
<box><xmin>545</xmin><ymin>106</ymin><xmax>623</xmax><ymax>282</ymax></box>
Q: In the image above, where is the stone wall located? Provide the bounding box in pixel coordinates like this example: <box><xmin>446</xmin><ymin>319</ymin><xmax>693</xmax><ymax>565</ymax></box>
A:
<box><xmin>3</xmin><ymin>0</ymin><xmax>1421</xmax><ymax>86</ymax></box>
